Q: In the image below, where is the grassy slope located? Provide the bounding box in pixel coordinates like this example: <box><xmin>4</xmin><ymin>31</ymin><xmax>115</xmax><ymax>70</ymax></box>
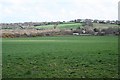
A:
<box><xmin>2</xmin><ymin>36</ymin><xmax>118</xmax><ymax>78</ymax></box>
<box><xmin>93</xmin><ymin>23</ymin><xmax>118</xmax><ymax>29</ymax></box>
<box><xmin>34</xmin><ymin>23</ymin><xmax>82</xmax><ymax>29</ymax></box>
<box><xmin>33</xmin><ymin>23</ymin><xmax>118</xmax><ymax>30</ymax></box>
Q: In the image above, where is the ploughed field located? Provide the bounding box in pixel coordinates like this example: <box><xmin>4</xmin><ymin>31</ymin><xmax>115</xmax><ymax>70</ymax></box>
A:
<box><xmin>2</xmin><ymin>36</ymin><xmax>118</xmax><ymax>78</ymax></box>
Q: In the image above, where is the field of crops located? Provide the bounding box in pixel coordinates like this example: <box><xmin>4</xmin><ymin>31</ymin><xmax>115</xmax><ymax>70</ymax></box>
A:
<box><xmin>2</xmin><ymin>36</ymin><xmax>118</xmax><ymax>78</ymax></box>
<box><xmin>0</xmin><ymin>38</ymin><xmax>2</xmax><ymax>79</ymax></box>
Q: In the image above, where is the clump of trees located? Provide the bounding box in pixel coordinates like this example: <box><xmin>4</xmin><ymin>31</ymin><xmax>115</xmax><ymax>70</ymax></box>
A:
<box><xmin>82</xmin><ymin>19</ymin><xmax>93</xmax><ymax>27</ymax></box>
<box><xmin>73</xmin><ymin>25</ymin><xmax>120</xmax><ymax>36</ymax></box>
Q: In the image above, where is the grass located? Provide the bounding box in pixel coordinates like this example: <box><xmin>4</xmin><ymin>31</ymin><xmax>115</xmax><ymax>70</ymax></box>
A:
<box><xmin>0</xmin><ymin>38</ymin><xmax>2</xmax><ymax>79</ymax></box>
<box><xmin>33</xmin><ymin>23</ymin><xmax>119</xmax><ymax>30</ymax></box>
<box><xmin>34</xmin><ymin>23</ymin><xmax>82</xmax><ymax>29</ymax></box>
<box><xmin>93</xmin><ymin>23</ymin><xmax>119</xmax><ymax>29</ymax></box>
<box><xmin>2</xmin><ymin>36</ymin><xmax>118</xmax><ymax>78</ymax></box>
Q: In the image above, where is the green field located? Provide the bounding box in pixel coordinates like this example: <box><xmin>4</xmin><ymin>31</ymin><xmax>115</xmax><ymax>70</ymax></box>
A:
<box><xmin>34</xmin><ymin>23</ymin><xmax>82</xmax><ymax>29</ymax></box>
<box><xmin>93</xmin><ymin>23</ymin><xmax>119</xmax><ymax>29</ymax></box>
<box><xmin>33</xmin><ymin>23</ymin><xmax>118</xmax><ymax>30</ymax></box>
<box><xmin>0</xmin><ymin>38</ymin><xmax>2</xmax><ymax>79</ymax></box>
<box><xmin>2</xmin><ymin>36</ymin><xmax>118</xmax><ymax>78</ymax></box>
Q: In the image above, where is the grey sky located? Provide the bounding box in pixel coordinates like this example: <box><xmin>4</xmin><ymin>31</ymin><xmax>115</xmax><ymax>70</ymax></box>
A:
<box><xmin>0</xmin><ymin>0</ymin><xmax>119</xmax><ymax>23</ymax></box>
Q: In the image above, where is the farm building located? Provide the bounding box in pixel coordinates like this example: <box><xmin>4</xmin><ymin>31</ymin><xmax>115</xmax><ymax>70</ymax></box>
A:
<box><xmin>73</xmin><ymin>33</ymin><xmax>79</xmax><ymax>35</ymax></box>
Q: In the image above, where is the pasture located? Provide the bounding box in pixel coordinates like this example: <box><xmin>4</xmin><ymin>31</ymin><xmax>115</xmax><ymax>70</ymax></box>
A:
<box><xmin>34</xmin><ymin>23</ymin><xmax>82</xmax><ymax>29</ymax></box>
<box><xmin>33</xmin><ymin>22</ymin><xmax>118</xmax><ymax>30</ymax></box>
<box><xmin>93</xmin><ymin>23</ymin><xmax>119</xmax><ymax>29</ymax></box>
<box><xmin>2</xmin><ymin>36</ymin><xmax>118</xmax><ymax>78</ymax></box>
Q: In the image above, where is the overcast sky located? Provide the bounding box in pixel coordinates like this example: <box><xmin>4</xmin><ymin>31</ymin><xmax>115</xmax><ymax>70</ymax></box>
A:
<box><xmin>0</xmin><ymin>0</ymin><xmax>119</xmax><ymax>23</ymax></box>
